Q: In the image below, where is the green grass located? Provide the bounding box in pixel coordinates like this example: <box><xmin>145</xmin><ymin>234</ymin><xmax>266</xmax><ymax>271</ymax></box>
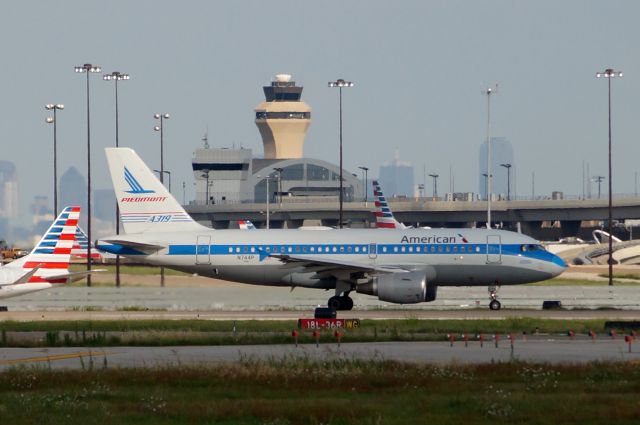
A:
<box><xmin>0</xmin><ymin>318</ymin><xmax>621</xmax><ymax>347</ymax></box>
<box><xmin>1</xmin><ymin>360</ymin><xmax>640</xmax><ymax>424</ymax></box>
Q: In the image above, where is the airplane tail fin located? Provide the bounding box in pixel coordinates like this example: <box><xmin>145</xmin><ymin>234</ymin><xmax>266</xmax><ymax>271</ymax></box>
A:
<box><xmin>6</xmin><ymin>206</ymin><xmax>79</xmax><ymax>283</ymax></box>
<box><xmin>373</xmin><ymin>180</ymin><xmax>407</xmax><ymax>229</ymax></box>
<box><xmin>105</xmin><ymin>147</ymin><xmax>206</xmax><ymax>234</ymax></box>
<box><xmin>238</xmin><ymin>220</ymin><xmax>256</xmax><ymax>230</ymax></box>
<box><xmin>71</xmin><ymin>226</ymin><xmax>102</xmax><ymax>260</ymax></box>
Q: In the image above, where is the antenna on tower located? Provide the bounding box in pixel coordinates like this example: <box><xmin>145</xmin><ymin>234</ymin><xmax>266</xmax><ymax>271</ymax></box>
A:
<box><xmin>202</xmin><ymin>128</ymin><xmax>209</xmax><ymax>149</ymax></box>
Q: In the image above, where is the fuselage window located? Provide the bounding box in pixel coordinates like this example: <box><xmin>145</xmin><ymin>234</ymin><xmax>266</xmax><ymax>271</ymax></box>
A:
<box><xmin>393</xmin><ymin>246</ymin><xmax>398</xmax><ymax>253</ymax></box>
<box><xmin>430</xmin><ymin>246</ymin><xmax>436</xmax><ymax>253</ymax></box>
<box><xmin>310</xmin><ymin>246</ymin><xmax>315</xmax><ymax>252</ymax></box>
<box><xmin>382</xmin><ymin>246</ymin><xmax>388</xmax><ymax>253</ymax></box>
<box><xmin>453</xmin><ymin>246</ymin><xmax>458</xmax><ymax>253</ymax></box>
<box><xmin>347</xmin><ymin>246</ymin><xmax>353</xmax><ymax>253</ymax></box>
<box><xmin>265</xmin><ymin>246</ymin><xmax>271</xmax><ymax>252</ymax></box>
<box><xmin>475</xmin><ymin>246</ymin><xmax>480</xmax><ymax>252</ymax></box>
<box><xmin>332</xmin><ymin>247</ymin><xmax>337</xmax><ymax>253</ymax></box>
<box><xmin>408</xmin><ymin>246</ymin><xmax>414</xmax><ymax>252</ymax></box>
<box><xmin>303</xmin><ymin>246</ymin><xmax>308</xmax><ymax>253</ymax></box>
<box><xmin>339</xmin><ymin>246</ymin><xmax>344</xmax><ymax>253</ymax></box>
<box><xmin>250</xmin><ymin>247</ymin><xmax>255</xmax><ymax>253</ymax></box>
<box><xmin>355</xmin><ymin>246</ymin><xmax>360</xmax><ymax>253</ymax></box>
<box><xmin>295</xmin><ymin>247</ymin><xmax>301</xmax><ymax>253</ymax></box>
<box><xmin>243</xmin><ymin>246</ymin><xmax>248</xmax><ymax>253</ymax></box>
<box><xmin>228</xmin><ymin>247</ymin><xmax>233</xmax><ymax>253</ymax></box>
<box><xmin>438</xmin><ymin>246</ymin><xmax>443</xmax><ymax>253</ymax></box>
<box><xmin>416</xmin><ymin>246</ymin><xmax>421</xmax><ymax>252</ymax></box>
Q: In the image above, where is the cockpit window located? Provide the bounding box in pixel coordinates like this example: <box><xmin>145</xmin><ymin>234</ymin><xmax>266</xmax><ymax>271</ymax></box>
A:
<box><xmin>521</xmin><ymin>244</ymin><xmax>545</xmax><ymax>252</ymax></box>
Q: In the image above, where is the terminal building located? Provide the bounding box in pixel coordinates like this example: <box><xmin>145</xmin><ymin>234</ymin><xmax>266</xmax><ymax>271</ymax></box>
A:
<box><xmin>191</xmin><ymin>74</ymin><xmax>362</xmax><ymax>210</ymax></box>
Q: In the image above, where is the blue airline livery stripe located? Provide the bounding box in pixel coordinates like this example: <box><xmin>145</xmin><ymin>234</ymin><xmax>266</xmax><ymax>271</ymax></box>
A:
<box><xmin>163</xmin><ymin>243</ymin><xmax>548</xmax><ymax>260</ymax></box>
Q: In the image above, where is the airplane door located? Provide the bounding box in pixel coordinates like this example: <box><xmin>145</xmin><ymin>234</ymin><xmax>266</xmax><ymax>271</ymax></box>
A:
<box><xmin>368</xmin><ymin>243</ymin><xmax>378</xmax><ymax>259</ymax></box>
<box><xmin>196</xmin><ymin>235</ymin><xmax>211</xmax><ymax>265</ymax></box>
<box><xmin>486</xmin><ymin>235</ymin><xmax>501</xmax><ymax>264</ymax></box>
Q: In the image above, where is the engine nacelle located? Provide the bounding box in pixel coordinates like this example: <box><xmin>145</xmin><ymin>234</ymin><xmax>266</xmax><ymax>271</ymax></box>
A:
<box><xmin>356</xmin><ymin>270</ymin><xmax>437</xmax><ymax>304</ymax></box>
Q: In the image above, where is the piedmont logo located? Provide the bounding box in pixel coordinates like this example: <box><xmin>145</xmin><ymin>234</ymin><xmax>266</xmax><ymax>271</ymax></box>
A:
<box><xmin>121</xmin><ymin>167</ymin><xmax>166</xmax><ymax>203</ymax></box>
<box><xmin>124</xmin><ymin>167</ymin><xmax>155</xmax><ymax>194</ymax></box>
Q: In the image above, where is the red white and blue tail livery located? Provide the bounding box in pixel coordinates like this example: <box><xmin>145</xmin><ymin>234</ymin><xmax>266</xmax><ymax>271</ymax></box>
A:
<box><xmin>373</xmin><ymin>180</ymin><xmax>408</xmax><ymax>229</ymax></box>
<box><xmin>0</xmin><ymin>207</ymin><xmax>84</xmax><ymax>300</ymax></box>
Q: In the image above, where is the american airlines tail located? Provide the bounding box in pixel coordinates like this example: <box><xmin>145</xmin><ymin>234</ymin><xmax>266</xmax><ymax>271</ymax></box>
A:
<box><xmin>1</xmin><ymin>206</ymin><xmax>79</xmax><ymax>290</ymax></box>
<box><xmin>373</xmin><ymin>180</ymin><xmax>407</xmax><ymax>229</ymax></box>
<box><xmin>105</xmin><ymin>148</ymin><xmax>206</xmax><ymax>234</ymax></box>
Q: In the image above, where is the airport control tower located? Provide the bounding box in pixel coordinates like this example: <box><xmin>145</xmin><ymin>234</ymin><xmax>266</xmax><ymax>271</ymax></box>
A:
<box><xmin>255</xmin><ymin>74</ymin><xmax>311</xmax><ymax>159</ymax></box>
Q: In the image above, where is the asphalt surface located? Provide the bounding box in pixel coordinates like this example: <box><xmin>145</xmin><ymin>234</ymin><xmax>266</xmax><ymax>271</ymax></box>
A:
<box><xmin>3</xmin><ymin>283</ymin><xmax>640</xmax><ymax>313</ymax></box>
<box><xmin>1</xmin><ymin>338</ymin><xmax>638</xmax><ymax>369</ymax></box>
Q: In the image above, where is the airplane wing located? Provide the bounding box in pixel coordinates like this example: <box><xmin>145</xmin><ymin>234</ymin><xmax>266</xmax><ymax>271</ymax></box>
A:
<box><xmin>0</xmin><ymin>264</ymin><xmax>44</xmax><ymax>286</ymax></box>
<box><xmin>268</xmin><ymin>253</ymin><xmax>408</xmax><ymax>275</ymax></box>
<box><xmin>99</xmin><ymin>239</ymin><xmax>166</xmax><ymax>253</ymax></box>
<box><xmin>44</xmin><ymin>269</ymin><xmax>107</xmax><ymax>283</ymax></box>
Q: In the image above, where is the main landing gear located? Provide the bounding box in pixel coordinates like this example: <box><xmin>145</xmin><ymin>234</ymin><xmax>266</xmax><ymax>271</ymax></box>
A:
<box><xmin>488</xmin><ymin>284</ymin><xmax>502</xmax><ymax>311</ymax></box>
<box><xmin>327</xmin><ymin>294</ymin><xmax>354</xmax><ymax>311</ymax></box>
<box><xmin>328</xmin><ymin>281</ymin><xmax>354</xmax><ymax>311</ymax></box>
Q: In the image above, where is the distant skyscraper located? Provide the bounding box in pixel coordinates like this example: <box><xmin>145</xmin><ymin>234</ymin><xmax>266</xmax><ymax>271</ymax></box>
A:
<box><xmin>93</xmin><ymin>189</ymin><xmax>115</xmax><ymax>222</ymax></box>
<box><xmin>59</xmin><ymin>166</ymin><xmax>87</xmax><ymax>227</ymax></box>
<box><xmin>0</xmin><ymin>160</ymin><xmax>19</xmax><ymax>219</ymax></box>
<box><xmin>255</xmin><ymin>74</ymin><xmax>311</xmax><ymax>159</ymax></box>
<box><xmin>479</xmin><ymin>137</ymin><xmax>514</xmax><ymax>199</ymax></box>
<box><xmin>379</xmin><ymin>152</ymin><xmax>414</xmax><ymax>198</ymax></box>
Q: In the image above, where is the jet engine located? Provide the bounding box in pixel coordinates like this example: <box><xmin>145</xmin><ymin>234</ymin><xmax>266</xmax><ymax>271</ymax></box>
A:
<box><xmin>356</xmin><ymin>270</ymin><xmax>437</xmax><ymax>304</ymax></box>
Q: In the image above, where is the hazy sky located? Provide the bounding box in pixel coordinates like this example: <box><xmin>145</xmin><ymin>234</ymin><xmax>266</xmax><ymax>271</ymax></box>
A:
<box><xmin>2</xmin><ymin>0</ymin><xmax>639</xmax><ymax>221</ymax></box>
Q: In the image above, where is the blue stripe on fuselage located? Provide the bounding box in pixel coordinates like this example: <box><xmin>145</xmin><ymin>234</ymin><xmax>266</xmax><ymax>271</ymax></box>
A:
<box><xmin>165</xmin><ymin>243</ymin><xmax>559</xmax><ymax>265</ymax></box>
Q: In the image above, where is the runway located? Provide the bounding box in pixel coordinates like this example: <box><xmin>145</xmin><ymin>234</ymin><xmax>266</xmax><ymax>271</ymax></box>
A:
<box><xmin>2</xmin><ymin>281</ymin><xmax>640</xmax><ymax>314</ymax></box>
<box><xmin>2</xmin><ymin>308</ymin><xmax>640</xmax><ymax>322</ymax></box>
<box><xmin>1</xmin><ymin>337</ymin><xmax>638</xmax><ymax>369</ymax></box>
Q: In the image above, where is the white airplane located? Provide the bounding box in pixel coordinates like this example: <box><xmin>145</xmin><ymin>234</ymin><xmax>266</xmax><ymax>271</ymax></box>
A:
<box><xmin>97</xmin><ymin>148</ymin><xmax>567</xmax><ymax>311</ymax></box>
<box><xmin>0</xmin><ymin>206</ymin><xmax>85</xmax><ymax>300</ymax></box>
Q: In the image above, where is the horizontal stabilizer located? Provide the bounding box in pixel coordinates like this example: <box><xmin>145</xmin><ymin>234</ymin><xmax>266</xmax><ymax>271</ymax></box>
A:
<box><xmin>97</xmin><ymin>239</ymin><xmax>165</xmax><ymax>255</ymax></box>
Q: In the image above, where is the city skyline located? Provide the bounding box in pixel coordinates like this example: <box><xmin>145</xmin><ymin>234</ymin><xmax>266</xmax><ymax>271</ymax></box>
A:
<box><xmin>0</xmin><ymin>1</ymin><xmax>638</xmax><ymax>231</ymax></box>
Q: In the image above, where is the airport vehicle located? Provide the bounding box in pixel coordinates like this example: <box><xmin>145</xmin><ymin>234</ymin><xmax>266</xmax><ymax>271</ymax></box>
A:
<box><xmin>373</xmin><ymin>180</ymin><xmax>408</xmax><ymax>229</ymax></box>
<box><xmin>0</xmin><ymin>207</ymin><xmax>86</xmax><ymax>300</ymax></box>
<box><xmin>97</xmin><ymin>148</ymin><xmax>567</xmax><ymax>310</ymax></box>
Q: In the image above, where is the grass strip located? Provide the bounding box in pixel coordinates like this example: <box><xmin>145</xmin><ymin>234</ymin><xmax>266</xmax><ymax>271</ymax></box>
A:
<box><xmin>0</xmin><ymin>318</ymin><xmax>623</xmax><ymax>347</ymax></box>
<box><xmin>1</xmin><ymin>360</ymin><xmax>640</xmax><ymax>424</ymax></box>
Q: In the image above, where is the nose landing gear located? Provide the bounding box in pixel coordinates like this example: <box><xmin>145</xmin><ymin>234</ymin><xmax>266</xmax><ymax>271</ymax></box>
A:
<box><xmin>488</xmin><ymin>284</ymin><xmax>502</xmax><ymax>310</ymax></box>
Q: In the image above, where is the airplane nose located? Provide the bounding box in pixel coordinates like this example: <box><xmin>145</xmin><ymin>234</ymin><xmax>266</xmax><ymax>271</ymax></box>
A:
<box><xmin>550</xmin><ymin>254</ymin><xmax>567</xmax><ymax>277</ymax></box>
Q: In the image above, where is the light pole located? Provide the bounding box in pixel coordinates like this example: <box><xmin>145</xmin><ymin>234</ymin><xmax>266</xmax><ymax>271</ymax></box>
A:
<box><xmin>74</xmin><ymin>63</ymin><xmax>101</xmax><ymax>287</ymax></box>
<box><xmin>593</xmin><ymin>176</ymin><xmax>605</xmax><ymax>199</ymax></box>
<box><xmin>482</xmin><ymin>85</ymin><xmax>497</xmax><ymax>228</ymax></box>
<box><xmin>358</xmin><ymin>166</ymin><xmax>369</xmax><ymax>204</ymax></box>
<box><xmin>201</xmin><ymin>170</ymin><xmax>211</xmax><ymax>205</ymax></box>
<box><xmin>154</xmin><ymin>113</ymin><xmax>170</xmax><ymax>188</ymax></box>
<box><xmin>428</xmin><ymin>173</ymin><xmax>439</xmax><ymax>198</ymax></box>
<box><xmin>45</xmin><ymin>104</ymin><xmax>64</xmax><ymax>214</ymax></box>
<box><xmin>103</xmin><ymin>71</ymin><xmax>129</xmax><ymax>288</ymax></box>
<box><xmin>482</xmin><ymin>173</ymin><xmax>489</xmax><ymax>201</ymax></box>
<box><xmin>328</xmin><ymin>78</ymin><xmax>354</xmax><ymax>228</ymax></box>
<box><xmin>259</xmin><ymin>174</ymin><xmax>273</xmax><ymax>229</ymax></box>
<box><xmin>154</xmin><ymin>113</ymin><xmax>169</xmax><ymax>287</ymax></box>
<box><xmin>154</xmin><ymin>170</ymin><xmax>171</xmax><ymax>192</ymax></box>
<box><xmin>273</xmin><ymin>167</ymin><xmax>283</xmax><ymax>206</ymax></box>
<box><xmin>596</xmin><ymin>68</ymin><xmax>623</xmax><ymax>287</ymax></box>
<box><xmin>182</xmin><ymin>181</ymin><xmax>186</xmax><ymax>205</ymax></box>
<box><xmin>500</xmin><ymin>163</ymin><xmax>512</xmax><ymax>200</ymax></box>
